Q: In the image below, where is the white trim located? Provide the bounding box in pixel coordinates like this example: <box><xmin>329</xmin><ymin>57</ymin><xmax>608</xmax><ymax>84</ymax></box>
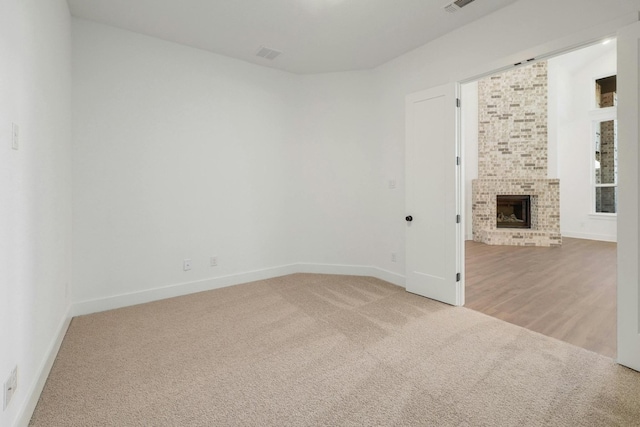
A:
<box><xmin>616</xmin><ymin>20</ymin><xmax>640</xmax><ymax>372</ymax></box>
<box><xmin>73</xmin><ymin>264</ymin><xmax>298</xmax><ymax>316</ymax></box>
<box><xmin>457</xmin><ymin>13</ymin><xmax>637</xmax><ymax>85</ymax></box>
<box><xmin>591</xmin><ymin>114</ymin><xmax>618</xmax><ymax>214</ymax></box>
<box><xmin>589</xmin><ymin>106</ymin><xmax>617</xmax><ymax>121</ymax></box>
<box><xmin>73</xmin><ymin>265</ymin><xmax>407</xmax><ymax>316</ymax></box>
<box><xmin>292</xmin><ymin>263</ymin><xmax>406</xmax><ymax>287</ymax></box>
<box><xmin>370</xmin><ymin>267</ymin><xmax>406</xmax><ymax>287</ymax></box>
<box><xmin>16</xmin><ymin>306</ymin><xmax>72</xmax><ymax>427</ymax></box>
<box><xmin>456</xmin><ymin>83</ymin><xmax>465</xmax><ymax>307</ymax></box>
<box><xmin>561</xmin><ymin>231</ymin><xmax>617</xmax><ymax>242</ymax></box>
<box><xmin>588</xmin><ymin>213</ymin><xmax>617</xmax><ymax>220</ymax></box>
<box><xmin>593</xmin><ymin>70</ymin><xmax>617</xmax><ymax>82</ymax></box>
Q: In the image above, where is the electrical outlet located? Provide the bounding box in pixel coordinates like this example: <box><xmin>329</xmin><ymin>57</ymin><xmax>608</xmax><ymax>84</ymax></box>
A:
<box><xmin>3</xmin><ymin>366</ymin><xmax>17</xmax><ymax>411</ymax></box>
<box><xmin>210</xmin><ymin>256</ymin><xmax>218</xmax><ymax>267</ymax></box>
<box><xmin>391</xmin><ymin>252</ymin><xmax>397</xmax><ymax>263</ymax></box>
<box><xmin>11</xmin><ymin>123</ymin><xmax>19</xmax><ymax>150</ymax></box>
<box><xmin>183</xmin><ymin>259</ymin><xmax>192</xmax><ymax>271</ymax></box>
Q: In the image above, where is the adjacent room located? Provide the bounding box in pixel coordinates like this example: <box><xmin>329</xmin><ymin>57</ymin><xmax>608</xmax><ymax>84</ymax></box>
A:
<box><xmin>463</xmin><ymin>41</ymin><xmax>619</xmax><ymax>358</ymax></box>
<box><xmin>3</xmin><ymin>0</ymin><xmax>640</xmax><ymax>426</ymax></box>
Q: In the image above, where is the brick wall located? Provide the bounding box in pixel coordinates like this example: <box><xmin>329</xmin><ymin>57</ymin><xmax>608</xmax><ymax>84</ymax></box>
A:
<box><xmin>478</xmin><ymin>62</ymin><xmax>548</xmax><ymax>179</ymax></box>
<box><xmin>472</xmin><ymin>61</ymin><xmax>561</xmax><ymax>247</ymax></box>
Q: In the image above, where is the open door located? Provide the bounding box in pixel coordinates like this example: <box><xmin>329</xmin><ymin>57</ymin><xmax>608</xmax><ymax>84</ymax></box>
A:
<box><xmin>617</xmin><ymin>21</ymin><xmax>640</xmax><ymax>372</ymax></box>
<box><xmin>405</xmin><ymin>83</ymin><xmax>463</xmax><ymax>306</ymax></box>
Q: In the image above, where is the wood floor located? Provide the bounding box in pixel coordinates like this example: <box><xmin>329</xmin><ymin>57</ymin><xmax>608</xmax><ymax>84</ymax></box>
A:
<box><xmin>465</xmin><ymin>237</ymin><xmax>617</xmax><ymax>358</ymax></box>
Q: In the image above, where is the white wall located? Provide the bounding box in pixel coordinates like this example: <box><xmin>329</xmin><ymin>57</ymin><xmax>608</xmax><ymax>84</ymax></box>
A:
<box><xmin>548</xmin><ymin>41</ymin><xmax>618</xmax><ymax>241</ymax></box>
<box><xmin>0</xmin><ymin>1</ymin><xmax>72</xmax><ymax>426</ymax></box>
<box><xmin>291</xmin><ymin>72</ymin><xmax>381</xmax><ymax>269</ymax></box>
<box><xmin>72</xmin><ymin>20</ymin><xmax>302</xmax><ymax>307</ymax></box>
<box><xmin>73</xmin><ymin>1</ymin><xmax>638</xmax><ymax>310</ymax></box>
<box><xmin>72</xmin><ymin>20</ymin><xmax>389</xmax><ymax>311</ymax></box>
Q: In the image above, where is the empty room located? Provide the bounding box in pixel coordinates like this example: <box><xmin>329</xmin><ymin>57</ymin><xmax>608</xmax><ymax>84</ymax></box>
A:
<box><xmin>2</xmin><ymin>0</ymin><xmax>640</xmax><ymax>426</ymax></box>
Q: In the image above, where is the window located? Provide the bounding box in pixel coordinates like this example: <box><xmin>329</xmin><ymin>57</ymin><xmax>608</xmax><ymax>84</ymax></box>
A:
<box><xmin>593</xmin><ymin>75</ymin><xmax>617</xmax><ymax>214</ymax></box>
<box><xmin>594</xmin><ymin>119</ymin><xmax>617</xmax><ymax>213</ymax></box>
<box><xmin>595</xmin><ymin>75</ymin><xmax>617</xmax><ymax>109</ymax></box>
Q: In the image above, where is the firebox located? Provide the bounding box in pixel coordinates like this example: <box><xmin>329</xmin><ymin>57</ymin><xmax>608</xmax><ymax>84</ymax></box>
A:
<box><xmin>496</xmin><ymin>195</ymin><xmax>531</xmax><ymax>229</ymax></box>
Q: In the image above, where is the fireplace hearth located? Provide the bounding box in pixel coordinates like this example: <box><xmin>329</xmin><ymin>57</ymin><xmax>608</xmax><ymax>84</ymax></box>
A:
<box><xmin>496</xmin><ymin>195</ymin><xmax>531</xmax><ymax>229</ymax></box>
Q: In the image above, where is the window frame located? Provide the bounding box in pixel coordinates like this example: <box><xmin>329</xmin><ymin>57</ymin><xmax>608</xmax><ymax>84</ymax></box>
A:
<box><xmin>590</xmin><ymin>106</ymin><xmax>617</xmax><ymax>216</ymax></box>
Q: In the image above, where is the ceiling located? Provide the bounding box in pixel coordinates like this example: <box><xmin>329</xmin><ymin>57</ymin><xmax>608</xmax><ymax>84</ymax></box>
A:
<box><xmin>66</xmin><ymin>0</ymin><xmax>519</xmax><ymax>74</ymax></box>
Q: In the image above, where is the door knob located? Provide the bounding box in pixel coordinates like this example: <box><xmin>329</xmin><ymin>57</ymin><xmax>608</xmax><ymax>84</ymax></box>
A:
<box><xmin>405</xmin><ymin>216</ymin><xmax>413</xmax><ymax>222</ymax></box>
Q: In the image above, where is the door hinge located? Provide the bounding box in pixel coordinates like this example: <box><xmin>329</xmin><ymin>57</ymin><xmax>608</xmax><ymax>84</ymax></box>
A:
<box><xmin>456</xmin><ymin>214</ymin><xmax>461</xmax><ymax>224</ymax></box>
<box><xmin>456</xmin><ymin>98</ymin><xmax>461</xmax><ymax>108</ymax></box>
<box><xmin>456</xmin><ymin>272</ymin><xmax>461</xmax><ymax>282</ymax></box>
<box><xmin>456</xmin><ymin>156</ymin><xmax>461</xmax><ymax>165</ymax></box>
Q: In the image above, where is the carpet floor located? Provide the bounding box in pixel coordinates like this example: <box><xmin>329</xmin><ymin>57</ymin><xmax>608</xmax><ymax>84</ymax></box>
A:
<box><xmin>31</xmin><ymin>273</ymin><xmax>640</xmax><ymax>426</ymax></box>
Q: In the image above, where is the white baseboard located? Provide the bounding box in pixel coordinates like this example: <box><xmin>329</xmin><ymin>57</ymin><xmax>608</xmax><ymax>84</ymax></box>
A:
<box><xmin>561</xmin><ymin>231</ymin><xmax>617</xmax><ymax>242</ymax></box>
<box><xmin>73</xmin><ymin>264</ymin><xmax>407</xmax><ymax>317</ymax></box>
<box><xmin>73</xmin><ymin>264</ymin><xmax>300</xmax><ymax>316</ymax></box>
<box><xmin>294</xmin><ymin>263</ymin><xmax>406</xmax><ymax>287</ymax></box>
<box><xmin>370</xmin><ymin>267</ymin><xmax>406</xmax><ymax>287</ymax></box>
<box><xmin>16</xmin><ymin>305</ymin><xmax>72</xmax><ymax>427</ymax></box>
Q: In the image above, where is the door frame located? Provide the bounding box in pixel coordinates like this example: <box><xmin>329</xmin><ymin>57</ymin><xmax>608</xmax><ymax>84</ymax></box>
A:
<box><xmin>615</xmin><ymin>20</ymin><xmax>640</xmax><ymax>372</ymax></box>
<box><xmin>449</xmin><ymin>14</ymin><xmax>639</xmax><ymax>370</ymax></box>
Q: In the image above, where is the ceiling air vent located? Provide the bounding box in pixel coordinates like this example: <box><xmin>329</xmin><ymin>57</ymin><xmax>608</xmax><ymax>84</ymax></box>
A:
<box><xmin>444</xmin><ymin>0</ymin><xmax>476</xmax><ymax>13</ymax></box>
<box><xmin>256</xmin><ymin>46</ymin><xmax>282</xmax><ymax>60</ymax></box>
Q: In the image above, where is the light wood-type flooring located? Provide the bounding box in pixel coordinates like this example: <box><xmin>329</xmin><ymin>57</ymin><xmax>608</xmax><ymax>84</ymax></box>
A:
<box><xmin>465</xmin><ymin>237</ymin><xmax>616</xmax><ymax>358</ymax></box>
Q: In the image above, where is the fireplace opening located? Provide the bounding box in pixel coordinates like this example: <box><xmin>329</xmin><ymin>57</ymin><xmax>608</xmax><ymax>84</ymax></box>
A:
<box><xmin>497</xmin><ymin>195</ymin><xmax>531</xmax><ymax>229</ymax></box>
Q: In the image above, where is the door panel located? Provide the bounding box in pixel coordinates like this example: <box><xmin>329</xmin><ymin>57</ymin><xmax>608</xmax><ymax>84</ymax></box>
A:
<box><xmin>405</xmin><ymin>83</ymin><xmax>462</xmax><ymax>306</ymax></box>
<box><xmin>617</xmin><ymin>21</ymin><xmax>640</xmax><ymax>372</ymax></box>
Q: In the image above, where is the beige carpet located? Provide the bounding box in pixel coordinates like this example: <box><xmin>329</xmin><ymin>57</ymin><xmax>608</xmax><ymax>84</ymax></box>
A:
<box><xmin>31</xmin><ymin>274</ymin><xmax>640</xmax><ymax>426</ymax></box>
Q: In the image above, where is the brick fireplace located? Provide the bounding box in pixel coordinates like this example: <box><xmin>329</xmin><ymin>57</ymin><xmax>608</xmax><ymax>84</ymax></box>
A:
<box><xmin>472</xmin><ymin>62</ymin><xmax>561</xmax><ymax>247</ymax></box>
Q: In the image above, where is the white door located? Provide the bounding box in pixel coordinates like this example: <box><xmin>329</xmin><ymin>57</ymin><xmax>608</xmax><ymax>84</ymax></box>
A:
<box><xmin>405</xmin><ymin>83</ymin><xmax>463</xmax><ymax>306</ymax></box>
<box><xmin>617</xmin><ymin>21</ymin><xmax>640</xmax><ymax>372</ymax></box>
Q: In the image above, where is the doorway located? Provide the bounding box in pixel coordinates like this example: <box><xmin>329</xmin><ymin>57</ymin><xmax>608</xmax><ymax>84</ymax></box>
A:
<box><xmin>461</xmin><ymin>41</ymin><xmax>618</xmax><ymax>358</ymax></box>
<box><xmin>405</xmin><ymin>21</ymin><xmax>640</xmax><ymax>371</ymax></box>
